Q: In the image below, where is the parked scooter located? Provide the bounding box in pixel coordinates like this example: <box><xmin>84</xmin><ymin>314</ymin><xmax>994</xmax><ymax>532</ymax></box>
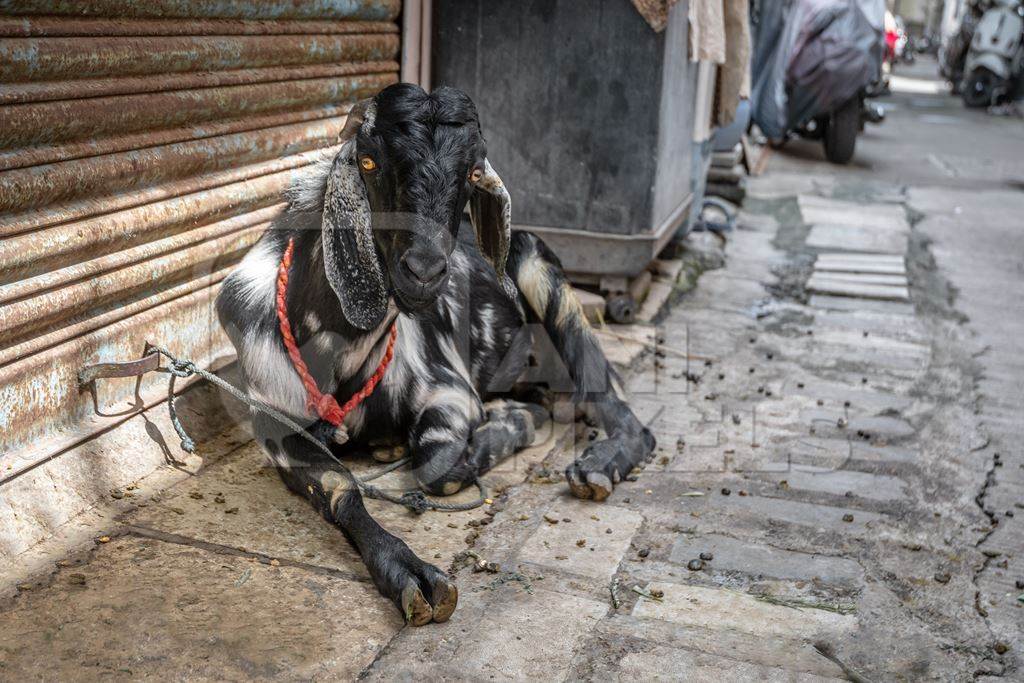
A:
<box><xmin>750</xmin><ymin>0</ymin><xmax>886</xmax><ymax>165</ymax></box>
<box><xmin>940</xmin><ymin>0</ymin><xmax>985</xmax><ymax>92</ymax></box>
<box><xmin>961</xmin><ymin>0</ymin><xmax>1024</xmax><ymax>106</ymax></box>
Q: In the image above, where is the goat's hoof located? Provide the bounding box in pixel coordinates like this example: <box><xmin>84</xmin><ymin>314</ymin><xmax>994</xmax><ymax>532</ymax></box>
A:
<box><xmin>401</xmin><ymin>582</ymin><xmax>434</xmax><ymax>626</ymax></box>
<box><xmin>373</xmin><ymin>444</ymin><xmax>406</xmax><ymax>463</ymax></box>
<box><xmin>395</xmin><ymin>563</ymin><xmax>459</xmax><ymax>626</ymax></box>
<box><xmin>587</xmin><ymin>472</ymin><xmax>614</xmax><ymax>501</ymax></box>
<box><xmin>566</xmin><ymin>465</ymin><xmax>593</xmax><ymax>499</ymax></box>
<box><xmin>429</xmin><ymin>576</ymin><xmax>458</xmax><ymax>623</ymax></box>
<box><xmin>565</xmin><ymin>435</ymin><xmax>651</xmax><ymax>502</ymax></box>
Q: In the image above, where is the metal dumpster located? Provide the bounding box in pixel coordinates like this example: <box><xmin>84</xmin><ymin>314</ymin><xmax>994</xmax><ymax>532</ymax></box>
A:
<box><xmin>431</xmin><ymin>0</ymin><xmax>710</xmax><ymax>283</ymax></box>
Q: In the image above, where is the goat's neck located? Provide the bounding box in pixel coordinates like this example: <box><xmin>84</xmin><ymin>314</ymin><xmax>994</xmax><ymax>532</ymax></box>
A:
<box><xmin>297</xmin><ymin>232</ymin><xmax>397</xmax><ymax>383</ymax></box>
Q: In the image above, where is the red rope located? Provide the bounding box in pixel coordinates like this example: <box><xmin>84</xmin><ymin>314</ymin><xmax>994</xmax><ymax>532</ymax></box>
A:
<box><xmin>276</xmin><ymin>237</ymin><xmax>397</xmax><ymax>427</ymax></box>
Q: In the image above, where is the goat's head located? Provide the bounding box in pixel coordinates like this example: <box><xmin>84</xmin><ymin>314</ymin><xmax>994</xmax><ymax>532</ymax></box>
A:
<box><xmin>318</xmin><ymin>83</ymin><xmax>510</xmax><ymax>331</ymax></box>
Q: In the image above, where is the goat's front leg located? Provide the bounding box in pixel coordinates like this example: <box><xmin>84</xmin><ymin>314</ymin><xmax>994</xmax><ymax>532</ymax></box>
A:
<box><xmin>409</xmin><ymin>389</ymin><xmax>547</xmax><ymax>495</ymax></box>
<box><xmin>253</xmin><ymin>412</ymin><xmax>457</xmax><ymax>625</ymax></box>
<box><xmin>507</xmin><ymin>231</ymin><xmax>656</xmax><ymax>501</ymax></box>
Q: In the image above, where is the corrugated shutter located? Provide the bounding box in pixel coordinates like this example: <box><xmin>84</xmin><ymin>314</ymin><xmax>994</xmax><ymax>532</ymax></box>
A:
<box><xmin>0</xmin><ymin>2</ymin><xmax>401</xmax><ymax>477</ymax></box>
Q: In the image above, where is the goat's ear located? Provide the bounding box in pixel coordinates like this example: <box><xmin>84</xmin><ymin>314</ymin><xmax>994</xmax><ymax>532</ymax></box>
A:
<box><xmin>469</xmin><ymin>159</ymin><xmax>516</xmax><ymax>297</ymax></box>
<box><xmin>321</xmin><ymin>134</ymin><xmax>388</xmax><ymax>331</ymax></box>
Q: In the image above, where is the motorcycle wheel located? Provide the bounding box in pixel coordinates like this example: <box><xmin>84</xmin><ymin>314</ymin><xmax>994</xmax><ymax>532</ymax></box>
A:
<box><xmin>962</xmin><ymin>68</ymin><xmax>999</xmax><ymax>107</ymax></box>
<box><xmin>823</xmin><ymin>98</ymin><xmax>859</xmax><ymax>165</ymax></box>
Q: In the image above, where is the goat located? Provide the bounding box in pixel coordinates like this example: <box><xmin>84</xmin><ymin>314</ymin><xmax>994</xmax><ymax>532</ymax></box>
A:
<box><xmin>216</xmin><ymin>84</ymin><xmax>655</xmax><ymax>625</ymax></box>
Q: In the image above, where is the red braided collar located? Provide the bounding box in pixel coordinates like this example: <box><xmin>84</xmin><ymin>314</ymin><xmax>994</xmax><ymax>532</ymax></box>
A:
<box><xmin>275</xmin><ymin>237</ymin><xmax>397</xmax><ymax>428</ymax></box>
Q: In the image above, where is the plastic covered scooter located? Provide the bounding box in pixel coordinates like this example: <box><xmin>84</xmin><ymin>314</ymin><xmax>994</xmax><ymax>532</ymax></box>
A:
<box><xmin>962</xmin><ymin>0</ymin><xmax>1024</xmax><ymax>107</ymax></box>
<box><xmin>751</xmin><ymin>0</ymin><xmax>886</xmax><ymax>140</ymax></box>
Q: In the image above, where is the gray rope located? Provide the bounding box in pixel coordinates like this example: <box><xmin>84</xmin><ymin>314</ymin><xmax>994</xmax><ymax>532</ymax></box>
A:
<box><xmin>152</xmin><ymin>346</ymin><xmax>486</xmax><ymax>514</ymax></box>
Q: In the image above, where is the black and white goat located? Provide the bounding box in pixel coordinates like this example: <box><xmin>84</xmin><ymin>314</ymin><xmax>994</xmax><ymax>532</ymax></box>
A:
<box><xmin>217</xmin><ymin>84</ymin><xmax>654</xmax><ymax>624</ymax></box>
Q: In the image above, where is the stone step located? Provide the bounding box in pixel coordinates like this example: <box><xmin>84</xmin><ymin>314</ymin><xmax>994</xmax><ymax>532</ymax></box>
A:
<box><xmin>815</xmin><ymin>260</ymin><xmax>907</xmax><ymax>276</ymax></box>
<box><xmin>799</xmin><ymin>195</ymin><xmax>910</xmax><ymax>233</ymax></box>
<box><xmin>806</xmin><ymin>276</ymin><xmax>910</xmax><ymax>301</ymax></box>
<box><xmin>670</xmin><ymin>533</ymin><xmax>864</xmax><ymax>586</ymax></box>
<box><xmin>806</xmin><ymin>225</ymin><xmax>909</xmax><ymax>254</ymax></box>
<box><xmin>713</xmin><ymin>144</ymin><xmax>742</xmax><ymax>166</ymax></box>
<box><xmin>816</xmin><ymin>252</ymin><xmax>906</xmax><ymax>265</ymax></box>
<box><xmin>809</xmin><ymin>272</ymin><xmax>908</xmax><ymax>287</ymax></box>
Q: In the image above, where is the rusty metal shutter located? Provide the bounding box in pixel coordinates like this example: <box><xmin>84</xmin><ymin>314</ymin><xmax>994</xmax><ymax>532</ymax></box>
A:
<box><xmin>0</xmin><ymin>2</ymin><xmax>400</xmax><ymax>478</ymax></box>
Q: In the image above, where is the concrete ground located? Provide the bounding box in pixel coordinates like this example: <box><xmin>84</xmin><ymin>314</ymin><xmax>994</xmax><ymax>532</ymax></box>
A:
<box><xmin>2</xmin><ymin>57</ymin><xmax>1022</xmax><ymax>681</ymax></box>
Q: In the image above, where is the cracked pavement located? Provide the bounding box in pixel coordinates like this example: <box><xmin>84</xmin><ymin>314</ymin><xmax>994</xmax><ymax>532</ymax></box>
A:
<box><xmin>2</xmin><ymin>57</ymin><xmax>1022</xmax><ymax>681</ymax></box>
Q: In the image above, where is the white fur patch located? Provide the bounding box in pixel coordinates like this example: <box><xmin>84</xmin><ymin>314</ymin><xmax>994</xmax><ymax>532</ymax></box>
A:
<box><xmin>286</xmin><ymin>150</ymin><xmax>335</xmax><ymax>212</ymax></box>
<box><xmin>420</xmin><ymin>385</ymin><xmax>480</xmax><ymax>432</ymax></box>
<box><xmin>516</xmin><ymin>256</ymin><xmax>552</xmax><ymax>317</ymax></box>
<box><xmin>309</xmin><ymin>330</ymin><xmax>340</xmax><ymax>356</ymax></box>
<box><xmin>241</xmin><ymin>330</ymin><xmax>312</xmax><ymax>420</ymax></box>
<box><xmin>230</xmin><ymin>239</ymin><xmax>280</xmax><ymax>312</ymax></box>
<box><xmin>418</xmin><ymin>427</ymin><xmax>456</xmax><ymax>446</ymax></box>
<box><xmin>475</xmin><ymin>304</ymin><xmax>496</xmax><ymax>349</ymax></box>
<box><xmin>555</xmin><ymin>282</ymin><xmax>585</xmax><ymax>329</ymax></box>
<box><xmin>383</xmin><ymin>315</ymin><xmax>429</xmax><ymax>417</ymax></box>
<box><xmin>437</xmin><ymin>333</ymin><xmax>475</xmax><ymax>390</ymax></box>
<box><xmin>336</xmin><ymin>309</ymin><xmax>395</xmax><ymax>380</ymax></box>
<box><xmin>342</xmin><ymin>403</ymin><xmax>366</xmax><ymax>435</ymax></box>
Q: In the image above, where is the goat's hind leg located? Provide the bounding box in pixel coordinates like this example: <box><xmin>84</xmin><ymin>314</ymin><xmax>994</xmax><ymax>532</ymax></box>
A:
<box><xmin>507</xmin><ymin>231</ymin><xmax>656</xmax><ymax>501</ymax></box>
<box><xmin>468</xmin><ymin>399</ymin><xmax>549</xmax><ymax>473</ymax></box>
<box><xmin>252</xmin><ymin>412</ymin><xmax>457</xmax><ymax>625</ymax></box>
<box><xmin>410</xmin><ymin>398</ymin><xmax>547</xmax><ymax>495</ymax></box>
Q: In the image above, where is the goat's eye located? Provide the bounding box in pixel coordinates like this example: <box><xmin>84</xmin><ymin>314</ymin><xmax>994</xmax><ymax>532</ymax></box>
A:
<box><xmin>469</xmin><ymin>167</ymin><xmax>483</xmax><ymax>183</ymax></box>
<box><xmin>359</xmin><ymin>156</ymin><xmax>377</xmax><ymax>172</ymax></box>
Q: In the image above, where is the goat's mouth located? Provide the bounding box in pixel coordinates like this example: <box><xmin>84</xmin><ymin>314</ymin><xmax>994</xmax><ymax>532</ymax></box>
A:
<box><xmin>391</xmin><ymin>279</ymin><xmax>446</xmax><ymax>314</ymax></box>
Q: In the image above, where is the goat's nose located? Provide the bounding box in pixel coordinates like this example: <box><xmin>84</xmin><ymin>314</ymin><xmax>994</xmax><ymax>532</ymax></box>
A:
<box><xmin>401</xmin><ymin>250</ymin><xmax>448</xmax><ymax>285</ymax></box>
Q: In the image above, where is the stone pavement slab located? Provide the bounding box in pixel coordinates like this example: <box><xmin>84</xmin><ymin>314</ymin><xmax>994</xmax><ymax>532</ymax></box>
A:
<box><xmin>632</xmin><ymin>582</ymin><xmax>856</xmax><ymax>641</ymax></box>
<box><xmin>517</xmin><ymin>500</ymin><xmax>643</xmax><ymax>581</ymax></box>
<box><xmin>613</xmin><ymin>644</ymin><xmax>842</xmax><ymax>682</ymax></box>
<box><xmin>593</xmin><ymin>615</ymin><xmax>850</xmax><ymax>679</ymax></box>
<box><xmin>0</xmin><ymin>536</ymin><xmax>401</xmax><ymax>681</ymax></box>
<box><xmin>798</xmin><ymin>196</ymin><xmax>910</xmax><ymax>233</ymax></box>
<box><xmin>806</xmin><ymin>275</ymin><xmax>910</xmax><ymax>301</ymax></box>
<box><xmin>786</xmin><ymin>437</ymin><xmax>919</xmax><ymax>465</ymax></box>
<box><xmin>442</xmin><ymin>587</ymin><xmax>608</xmax><ymax>681</ymax></box>
<box><xmin>814</xmin><ymin>253</ymin><xmax>906</xmax><ymax>275</ymax></box>
<box><xmin>362</xmin><ymin>581</ymin><xmax>610</xmax><ymax>682</ymax></box>
<box><xmin>714</xmin><ymin>494</ymin><xmax>887</xmax><ymax>535</ymax></box>
<box><xmin>809</xmin><ymin>308</ymin><xmax>927</xmax><ymax>342</ymax></box>
<box><xmin>810</xmin><ymin>272</ymin><xmax>909</xmax><ymax>286</ymax></box>
<box><xmin>127</xmin><ymin>424</ymin><xmax>570</xmax><ymax>581</ymax></box>
<box><xmin>806</xmin><ymin>225</ymin><xmax>909</xmax><ymax>254</ymax></box>
<box><xmin>129</xmin><ymin>442</ymin><xmax>369</xmax><ymax>575</ymax></box>
<box><xmin>670</xmin><ymin>533</ymin><xmax>863</xmax><ymax>586</ymax></box>
<box><xmin>751</xmin><ymin>465</ymin><xmax>908</xmax><ymax>502</ymax></box>
<box><xmin>808</xmin><ymin>294</ymin><xmax>916</xmax><ymax>316</ymax></box>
